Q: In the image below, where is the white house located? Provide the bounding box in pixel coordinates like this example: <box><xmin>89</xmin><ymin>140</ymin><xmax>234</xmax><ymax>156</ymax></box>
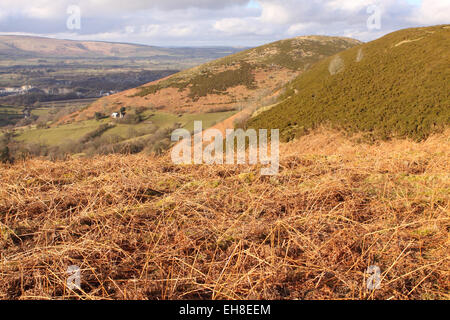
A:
<box><xmin>111</xmin><ymin>111</ymin><xmax>125</xmax><ymax>119</ymax></box>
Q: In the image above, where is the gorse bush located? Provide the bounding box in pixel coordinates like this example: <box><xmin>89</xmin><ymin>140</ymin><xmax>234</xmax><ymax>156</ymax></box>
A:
<box><xmin>0</xmin><ymin>145</ymin><xmax>12</xmax><ymax>163</ymax></box>
<box><xmin>117</xmin><ymin>112</ymin><xmax>144</xmax><ymax>125</ymax></box>
<box><xmin>0</xmin><ymin>131</ymin><xmax>15</xmax><ymax>163</ymax></box>
<box><xmin>248</xmin><ymin>25</ymin><xmax>450</xmax><ymax>141</ymax></box>
<box><xmin>95</xmin><ymin>112</ymin><xmax>107</xmax><ymax>121</ymax></box>
<box><xmin>188</xmin><ymin>62</ymin><xmax>257</xmax><ymax>100</ymax></box>
<box><xmin>135</xmin><ymin>62</ymin><xmax>257</xmax><ymax>100</ymax></box>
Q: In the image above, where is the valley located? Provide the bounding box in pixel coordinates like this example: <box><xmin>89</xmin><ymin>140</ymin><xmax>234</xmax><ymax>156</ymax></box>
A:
<box><xmin>0</xmin><ymin>24</ymin><xmax>448</xmax><ymax>301</ymax></box>
<box><xmin>1</xmin><ymin>35</ymin><xmax>360</xmax><ymax>161</ymax></box>
<box><xmin>0</xmin><ymin>35</ymin><xmax>244</xmax><ymax>129</ymax></box>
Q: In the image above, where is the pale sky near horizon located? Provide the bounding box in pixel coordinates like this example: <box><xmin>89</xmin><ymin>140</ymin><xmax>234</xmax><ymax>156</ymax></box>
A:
<box><xmin>0</xmin><ymin>0</ymin><xmax>448</xmax><ymax>47</ymax></box>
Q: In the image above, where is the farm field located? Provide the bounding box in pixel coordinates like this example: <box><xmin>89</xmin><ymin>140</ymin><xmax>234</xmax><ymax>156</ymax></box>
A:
<box><xmin>0</xmin><ymin>105</ymin><xmax>23</xmax><ymax>127</ymax></box>
<box><xmin>14</xmin><ymin>110</ymin><xmax>237</xmax><ymax>147</ymax></box>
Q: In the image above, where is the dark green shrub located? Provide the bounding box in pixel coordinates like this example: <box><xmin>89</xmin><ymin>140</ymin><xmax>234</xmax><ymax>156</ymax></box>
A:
<box><xmin>81</xmin><ymin>124</ymin><xmax>115</xmax><ymax>143</ymax></box>
<box><xmin>95</xmin><ymin>112</ymin><xmax>107</xmax><ymax>121</ymax></box>
<box><xmin>0</xmin><ymin>145</ymin><xmax>12</xmax><ymax>163</ymax></box>
<box><xmin>117</xmin><ymin>112</ymin><xmax>143</xmax><ymax>125</ymax></box>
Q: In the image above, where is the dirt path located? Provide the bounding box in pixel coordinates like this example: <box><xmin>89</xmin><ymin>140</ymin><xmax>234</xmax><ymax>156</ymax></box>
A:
<box><xmin>208</xmin><ymin>99</ymin><xmax>285</xmax><ymax>136</ymax></box>
<box><xmin>171</xmin><ymin>98</ymin><xmax>285</xmax><ymax>152</ymax></box>
<box><xmin>208</xmin><ymin>108</ymin><xmax>252</xmax><ymax>135</ymax></box>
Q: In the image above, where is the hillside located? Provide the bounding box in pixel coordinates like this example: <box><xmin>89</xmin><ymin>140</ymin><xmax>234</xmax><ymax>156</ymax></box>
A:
<box><xmin>66</xmin><ymin>36</ymin><xmax>361</xmax><ymax>122</ymax></box>
<box><xmin>0</xmin><ymin>35</ymin><xmax>242</xmax><ymax>60</ymax></box>
<box><xmin>1</xmin><ymin>25</ymin><xmax>448</xmax><ymax>301</ymax></box>
<box><xmin>0</xmin><ymin>128</ymin><xmax>448</xmax><ymax>299</ymax></box>
<box><xmin>248</xmin><ymin>25</ymin><xmax>450</xmax><ymax>141</ymax></box>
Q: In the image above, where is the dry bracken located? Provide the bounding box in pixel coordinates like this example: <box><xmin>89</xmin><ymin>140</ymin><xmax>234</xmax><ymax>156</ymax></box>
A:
<box><xmin>0</xmin><ymin>128</ymin><xmax>448</xmax><ymax>300</ymax></box>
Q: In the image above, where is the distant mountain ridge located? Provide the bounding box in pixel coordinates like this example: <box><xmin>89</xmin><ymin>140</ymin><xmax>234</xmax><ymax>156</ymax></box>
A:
<box><xmin>0</xmin><ymin>35</ymin><xmax>244</xmax><ymax>59</ymax></box>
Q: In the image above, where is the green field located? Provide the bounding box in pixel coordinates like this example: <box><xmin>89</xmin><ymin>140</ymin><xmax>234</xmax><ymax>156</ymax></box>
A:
<box><xmin>30</xmin><ymin>108</ymin><xmax>52</xmax><ymax>117</ymax></box>
<box><xmin>16</xmin><ymin>119</ymin><xmax>102</xmax><ymax>145</ymax></box>
<box><xmin>0</xmin><ymin>105</ymin><xmax>24</xmax><ymax>126</ymax></box>
<box><xmin>0</xmin><ymin>98</ymin><xmax>100</xmax><ymax>131</ymax></box>
<box><xmin>14</xmin><ymin>110</ymin><xmax>237</xmax><ymax>147</ymax></box>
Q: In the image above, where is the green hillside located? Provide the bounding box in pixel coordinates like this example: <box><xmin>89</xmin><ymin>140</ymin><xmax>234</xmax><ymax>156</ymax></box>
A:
<box><xmin>248</xmin><ymin>25</ymin><xmax>450</xmax><ymax>141</ymax></box>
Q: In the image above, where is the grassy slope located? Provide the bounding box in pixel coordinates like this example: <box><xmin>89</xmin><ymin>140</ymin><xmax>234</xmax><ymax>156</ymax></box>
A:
<box><xmin>0</xmin><ymin>129</ymin><xmax>448</xmax><ymax>300</ymax></box>
<box><xmin>16</xmin><ymin>120</ymin><xmax>102</xmax><ymax>145</ymax></box>
<box><xmin>248</xmin><ymin>25</ymin><xmax>450</xmax><ymax>141</ymax></box>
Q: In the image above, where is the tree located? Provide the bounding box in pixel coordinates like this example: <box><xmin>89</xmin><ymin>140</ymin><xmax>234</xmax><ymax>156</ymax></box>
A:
<box><xmin>135</xmin><ymin>106</ymin><xmax>147</xmax><ymax>115</ymax></box>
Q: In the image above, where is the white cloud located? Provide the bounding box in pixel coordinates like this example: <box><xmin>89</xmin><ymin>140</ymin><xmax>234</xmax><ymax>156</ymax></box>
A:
<box><xmin>166</xmin><ymin>25</ymin><xmax>195</xmax><ymax>38</ymax></box>
<box><xmin>214</xmin><ymin>17</ymin><xmax>276</xmax><ymax>36</ymax></box>
<box><xmin>412</xmin><ymin>0</ymin><xmax>450</xmax><ymax>25</ymax></box>
<box><xmin>0</xmin><ymin>0</ymin><xmax>447</xmax><ymax>46</ymax></box>
<box><xmin>140</xmin><ymin>24</ymin><xmax>161</xmax><ymax>37</ymax></box>
<box><xmin>287</xmin><ymin>22</ymin><xmax>318</xmax><ymax>36</ymax></box>
<box><xmin>214</xmin><ymin>18</ymin><xmax>253</xmax><ymax>34</ymax></box>
<box><xmin>326</xmin><ymin>0</ymin><xmax>374</xmax><ymax>12</ymax></box>
<box><xmin>260</xmin><ymin>1</ymin><xmax>292</xmax><ymax>24</ymax></box>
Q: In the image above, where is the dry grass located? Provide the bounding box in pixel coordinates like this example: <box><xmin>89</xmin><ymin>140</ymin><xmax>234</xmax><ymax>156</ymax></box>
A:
<box><xmin>0</xmin><ymin>129</ymin><xmax>448</xmax><ymax>300</ymax></box>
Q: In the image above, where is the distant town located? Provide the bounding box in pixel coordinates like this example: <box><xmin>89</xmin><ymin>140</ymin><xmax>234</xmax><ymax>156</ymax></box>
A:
<box><xmin>0</xmin><ymin>85</ymin><xmax>117</xmax><ymax>98</ymax></box>
<box><xmin>0</xmin><ymin>85</ymin><xmax>34</xmax><ymax>96</ymax></box>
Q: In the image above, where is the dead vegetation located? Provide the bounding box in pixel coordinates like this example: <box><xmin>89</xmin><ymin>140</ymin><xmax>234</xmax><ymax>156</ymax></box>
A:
<box><xmin>0</xmin><ymin>128</ymin><xmax>448</xmax><ymax>300</ymax></box>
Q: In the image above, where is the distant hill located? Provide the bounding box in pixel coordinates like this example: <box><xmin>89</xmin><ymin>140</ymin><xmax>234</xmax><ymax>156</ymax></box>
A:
<box><xmin>66</xmin><ymin>35</ymin><xmax>361</xmax><ymax>122</ymax></box>
<box><xmin>248</xmin><ymin>25</ymin><xmax>450</xmax><ymax>141</ymax></box>
<box><xmin>0</xmin><ymin>35</ymin><xmax>243</xmax><ymax>59</ymax></box>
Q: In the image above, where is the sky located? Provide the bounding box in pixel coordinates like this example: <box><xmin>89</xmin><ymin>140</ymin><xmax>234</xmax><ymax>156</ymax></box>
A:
<box><xmin>0</xmin><ymin>0</ymin><xmax>448</xmax><ymax>47</ymax></box>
